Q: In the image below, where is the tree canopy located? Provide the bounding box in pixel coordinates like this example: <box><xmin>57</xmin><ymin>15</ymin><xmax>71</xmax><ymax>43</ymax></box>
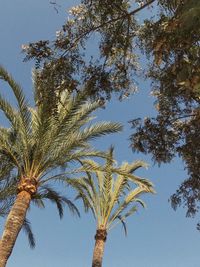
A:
<box><xmin>22</xmin><ymin>0</ymin><xmax>154</xmax><ymax>101</ymax></box>
<box><xmin>130</xmin><ymin>0</ymin><xmax>200</xmax><ymax>228</ymax></box>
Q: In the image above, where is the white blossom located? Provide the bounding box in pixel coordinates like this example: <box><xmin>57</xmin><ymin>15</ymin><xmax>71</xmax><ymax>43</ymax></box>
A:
<box><xmin>68</xmin><ymin>4</ymin><xmax>86</xmax><ymax>16</ymax></box>
<box><xmin>21</xmin><ymin>44</ymin><xmax>29</xmax><ymax>51</ymax></box>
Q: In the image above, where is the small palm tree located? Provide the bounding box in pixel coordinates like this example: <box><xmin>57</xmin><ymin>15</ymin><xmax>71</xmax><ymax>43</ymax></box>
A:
<box><xmin>69</xmin><ymin>148</ymin><xmax>155</xmax><ymax>267</ymax></box>
<box><xmin>0</xmin><ymin>66</ymin><xmax>122</xmax><ymax>267</ymax></box>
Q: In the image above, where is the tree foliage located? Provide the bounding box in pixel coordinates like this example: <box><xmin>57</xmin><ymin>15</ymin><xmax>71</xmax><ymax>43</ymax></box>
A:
<box><xmin>22</xmin><ymin>0</ymin><xmax>154</xmax><ymax>102</ymax></box>
<box><xmin>130</xmin><ymin>0</ymin><xmax>200</xmax><ymax>227</ymax></box>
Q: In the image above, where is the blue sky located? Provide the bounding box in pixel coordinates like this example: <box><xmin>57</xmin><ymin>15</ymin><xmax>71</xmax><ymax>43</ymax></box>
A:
<box><xmin>0</xmin><ymin>1</ymin><xmax>200</xmax><ymax>267</ymax></box>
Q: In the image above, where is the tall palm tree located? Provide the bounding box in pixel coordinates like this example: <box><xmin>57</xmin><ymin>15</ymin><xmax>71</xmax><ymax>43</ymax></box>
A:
<box><xmin>69</xmin><ymin>148</ymin><xmax>155</xmax><ymax>267</ymax></box>
<box><xmin>0</xmin><ymin>65</ymin><xmax>122</xmax><ymax>267</ymax></box>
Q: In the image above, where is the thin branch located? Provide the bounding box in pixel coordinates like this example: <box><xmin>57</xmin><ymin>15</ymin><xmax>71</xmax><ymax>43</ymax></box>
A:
<box><xmin>129</xmin><ymin>0</ymin><xmax>155</xmax><ymax>16</ymax></box>
<box><xmin>61</xmin><ymin>0</ymin><xmax>156</xmax><ymax>57</ymax></box>
<box><xmin>171</xmin><ymin>114</ymin><xmax>197</xmax><ymax>123</ymax></box>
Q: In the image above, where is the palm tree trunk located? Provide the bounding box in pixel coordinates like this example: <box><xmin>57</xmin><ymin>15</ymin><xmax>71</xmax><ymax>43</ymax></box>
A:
<box><xmin>0</xmin><ymin>190</ymin><xmax>31</xmax><ymax>267</ymax></box>
<box><xmin>92</xmin><ymin>229</ymin><xmax>107</xmax><ymax>267</ymax></box>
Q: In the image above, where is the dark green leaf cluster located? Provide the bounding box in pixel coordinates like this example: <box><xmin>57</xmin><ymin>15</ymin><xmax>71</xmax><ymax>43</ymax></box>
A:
<box><xmin>22</xmin><ymin>1</ymin><xmax>155</xmax><ymax>101</ymax></box>
<box><xmin>130</xmin><ymin>0</ymin><xmax>200</xmax><ymax>227</ymax></box>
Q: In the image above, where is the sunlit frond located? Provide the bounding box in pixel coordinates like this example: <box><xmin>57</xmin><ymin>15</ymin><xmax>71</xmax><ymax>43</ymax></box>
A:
<box><xmin>71</xmin><ymin>149</ymin><xmax>155</xmax><ymax>233</ymax></box>
<box><xmin>0</xmin><ymin>65</ymin><xmax>31</xmax><ymax>149</ymax></box>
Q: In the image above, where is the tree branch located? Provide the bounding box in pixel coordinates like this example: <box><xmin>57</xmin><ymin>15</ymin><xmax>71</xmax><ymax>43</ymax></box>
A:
<box><xmin>61</xmin><ymin>0</ymin><xmax>156</xmax><ymax>57</ymax></box>
<box><xmin>129</xmin><ymin>0</ymin><xmax>156</xmax><ymax>16</ymax></box>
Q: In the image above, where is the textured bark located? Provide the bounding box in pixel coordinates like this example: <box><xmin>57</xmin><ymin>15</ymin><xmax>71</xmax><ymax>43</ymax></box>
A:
<box><xmin>0</xmin><ymin>191</ymin><xmax>31</xmax><ymax>267</ymax></box>
<box><xmin>92</xmin><ymin>229</ymin><xmax>107</xmax><ymax>267</ymax></box>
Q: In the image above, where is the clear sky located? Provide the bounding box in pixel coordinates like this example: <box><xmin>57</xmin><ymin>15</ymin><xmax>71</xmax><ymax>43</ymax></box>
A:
<box><xmin>0</xmin><ymin>1</ymin><xmax>200</xmax><ymax>267</ymax></box>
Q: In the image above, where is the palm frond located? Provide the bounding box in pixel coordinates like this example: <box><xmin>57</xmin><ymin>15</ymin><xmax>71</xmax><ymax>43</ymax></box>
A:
<box><xmin>31</xmin><ymin>197</ymin><xmax>45</xmax><ymax>209</ymax></box>
<box><xmin>108</xmin><ymin>187</ymin><xmax>148</xmax><ymax>226</ymax></box>
<box><xmin>0</xmin><ymin>199</ymin><xmax>13</xmax><ymax>217</ymax></box>
<box><xmin>42</xmin><ymin>122</ymin><xmax>121</xmax><ymax>169</ymax></box>
<box><xmin>0</xmin><ymin>134</ymin><xmax>22</xmax><ymax>169</ymax></box>
<box><xmin>116</xmin><ymin>215</ymin><xmax>127</xmax><ymax>236</ymax></box>
<box><xmin>0</xmin><ymin>65</ymin><xmax>31</xmax><ymax>141</ymax></box>
<box><xmin>108</xmin><ymin>206</ymin><xmax>138</xmax><ymax>234</ymax></box>
<box><xmin>121</xmin><ymin>160</ymin><xmax>149</xmax><ymax>173</ymax></box>
<box><xmin>67</xmin><ymin>178</ymin><xmax>97</xmax><ymax>217</ymax></box>
<box><xmin>35</xmin><ymin>186</ymin><xmax>80</xmax><ymax>218</ymax></box>
<box><xmin>0</xmin><ymin>168</ymin><xmax>17</xmax><ymax>217</ymax></box>
<box><xmin>22</xmin><ymin>219</ymin><xmax>36</xmax><ymax>249</ymax></box>
<box><xmin>112</xmin><ymin>168</ymin><xmax>154</xmax><ymax>190</ymax></box>
<box><xmin>71</xmin><ymin>149</ymin><xmax>155</xmax><ymax>233</ymax></box>
<box><xmin>75</xmin><ymin>159</ymin><xmax>103</xmax><ymax>173</ymax></box>
<box><xmin>40</xmin><ymin>149</ymin><xmax>107</xmax><ymax>172</ymax></box>
<box><xmin>0</xmin><ymin>94</ymin><xmax>21</xmax><ymax>132</ymax></box>
<box><xmin>103</xmin><ymin>147</ymin><xmax>114</xmax><ymax>206</ymax></box>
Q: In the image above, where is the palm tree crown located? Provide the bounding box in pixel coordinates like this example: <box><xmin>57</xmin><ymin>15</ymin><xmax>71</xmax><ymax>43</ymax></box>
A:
<box><xmin>0</xmin><ymin>65</ymin><xmax>122</xmax><ymax>195</ymax></box>
<box><xmin>70</xmin><ymin>147</ymin><xmax>155</xmax><ymax>233</ymax></box>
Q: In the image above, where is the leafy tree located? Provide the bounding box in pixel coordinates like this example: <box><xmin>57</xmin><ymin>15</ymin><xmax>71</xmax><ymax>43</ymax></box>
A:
<box><xmin>0</xmin><ymin>65</ymin><xmax>122</xmax><ymax>266</ymax></box>
<box><xmin>69</xmin><ymin>147</ymin><xmax>154</xmax><ymax>267</ymax></box>
<box><xmin>130</xmin><ymin>0</ymin><xmax>200</xmax><ymax>228</ymax></box>
<box><xmin>22</xmin><ymin>0</ymin><xmax>155</xmax><ymax>102</ymax></box>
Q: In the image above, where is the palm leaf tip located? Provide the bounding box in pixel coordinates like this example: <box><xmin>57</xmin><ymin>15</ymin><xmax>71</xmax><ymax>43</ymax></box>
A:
<box><xmin>117</xmin><ymin>215</ymin><xmax>128</xmax><ymax>236</ymax></box>
<box><xmin>143</xmin><ymin>182</ymin><xmax>156</xmax><ymax>194</ymax></box>
<box><xmin>47</xmin><ymin>187</ymin><xmax>80</xmax><ymax>218</ymax></box>
<box><xmin>22</xmin><ymin>219</ymin><xmax>36</xmax><ymax>249</ymax></box>
<box><xmin>134</xmin><ymin>198</ymin><xmax>146</xmax><ymax>208</ymax></box>
<box><xmin>62</xmin><ymin>197</ymin><xmax>80</xmax><ymax>217</ymax></box>
<box><xmin>83</xmin><ymin>122</ymin><xmax>123</xmax><ymax>140</ymax></box>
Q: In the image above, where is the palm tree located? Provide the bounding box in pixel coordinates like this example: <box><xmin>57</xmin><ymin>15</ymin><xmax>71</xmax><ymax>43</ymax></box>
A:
<box><xmin>69</xmin><ymin>147</ymin><xmax>155</xmax><ymax>267</ymax></box>
<box><xmin>0</xmin><ymin>65</ymin><xmax>122</xmax><ymax>267</ymax></box>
